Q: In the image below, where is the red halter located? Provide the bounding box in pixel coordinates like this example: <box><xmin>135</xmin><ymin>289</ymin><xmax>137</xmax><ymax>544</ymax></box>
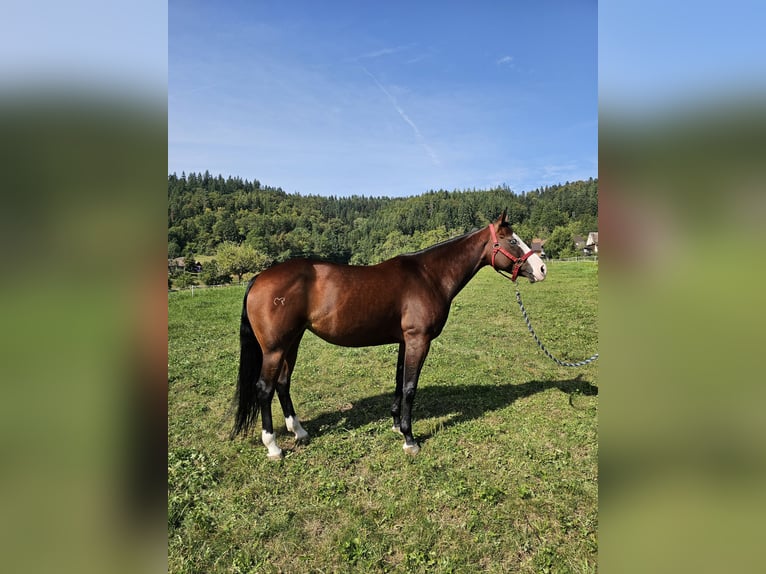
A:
<box><xmin>488</xmin><ymin>224</ymin><xmax>536</xmax><ymax>282</ymax></box>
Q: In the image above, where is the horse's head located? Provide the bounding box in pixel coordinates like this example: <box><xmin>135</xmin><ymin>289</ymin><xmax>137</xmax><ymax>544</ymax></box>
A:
<box><xmin>488</xmin><ymin>210</ymin><xmax>547</xmax><ymax>283</ymax></box>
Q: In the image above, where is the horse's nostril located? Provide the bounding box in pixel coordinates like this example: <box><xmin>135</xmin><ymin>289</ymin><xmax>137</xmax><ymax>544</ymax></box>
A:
<box><xmin>541</xmin><ymin>265</ymin><xmax>546</xmax><ymax>274</ymax></box>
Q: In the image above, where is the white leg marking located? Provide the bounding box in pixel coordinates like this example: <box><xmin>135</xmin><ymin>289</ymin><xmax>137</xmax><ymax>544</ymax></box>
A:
<box><xmin>261</xmin><ymin>430</ymin><xmax>283</xmax><ymax>459</ymax></box>
<box><xmin>285</xmin><ymin>415</ymin><xmax>309</xmax><ymax>441</ymax></box>
<box><xmin>403</xmin><ymin>442</ymin><xmax>420</xmax><ymax>456</ymax></box>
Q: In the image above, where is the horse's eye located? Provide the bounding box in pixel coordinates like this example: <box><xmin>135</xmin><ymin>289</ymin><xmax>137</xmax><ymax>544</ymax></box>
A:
<box><xmin>509</xmin><ymin>239</ymin><xmax>517</xmax><ymax>245</ymax></box>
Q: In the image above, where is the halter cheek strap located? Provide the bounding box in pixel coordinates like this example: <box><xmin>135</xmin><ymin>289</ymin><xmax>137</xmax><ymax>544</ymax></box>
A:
<box><xmin>488</xmin><ymin>224</ymin><xmax>535</xmax><ymax>282</ymax></box>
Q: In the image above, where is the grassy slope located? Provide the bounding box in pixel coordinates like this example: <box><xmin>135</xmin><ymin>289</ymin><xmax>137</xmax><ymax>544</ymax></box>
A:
<box><xmin>168</xmin><ymin>261</ymin><xmax>598</xmax><ymax>573</ymax></box>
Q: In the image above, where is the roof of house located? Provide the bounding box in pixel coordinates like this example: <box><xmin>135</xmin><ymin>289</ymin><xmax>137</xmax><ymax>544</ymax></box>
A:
<box><xmin>586</xmin><ymin>232</ymin><xmax>598</xmax><ymax>246</ymax></box>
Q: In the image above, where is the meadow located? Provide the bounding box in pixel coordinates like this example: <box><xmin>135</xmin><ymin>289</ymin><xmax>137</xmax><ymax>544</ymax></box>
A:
<box><xmin>168</xmin><ymin>261</ymin><xmax>598</xmax><ymax>573</ymax></box>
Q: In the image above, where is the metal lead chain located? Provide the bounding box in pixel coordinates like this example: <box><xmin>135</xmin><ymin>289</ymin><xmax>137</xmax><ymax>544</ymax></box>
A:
<box><xmin>515</xmin><ymin>285</ymin><xmax>599</xmax><ymax>368</ymax></box>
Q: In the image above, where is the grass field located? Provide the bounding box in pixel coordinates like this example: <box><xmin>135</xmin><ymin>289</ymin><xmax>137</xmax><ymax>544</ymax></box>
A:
<box><xmin>168</xmin><ymin>261</ymin><xmax>598</xmax><ymax>573</ymax></box>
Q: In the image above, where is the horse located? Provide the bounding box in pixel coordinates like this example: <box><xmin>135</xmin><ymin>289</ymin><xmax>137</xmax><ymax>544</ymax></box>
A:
<box><xmin>230</xmin><ymin>211</ymin><xmax>547</xmax><ymax>459</ymax></box>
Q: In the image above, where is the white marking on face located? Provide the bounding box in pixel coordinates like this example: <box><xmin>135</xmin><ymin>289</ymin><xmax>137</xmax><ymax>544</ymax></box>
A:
<box><xmin>261</xmin><ymin>430</ymin><xmax>283</xmax><ymax>458</ymax></box>
<box><xmin>285</xmin><ymin>415</ymin><xmax>309</xmax><ymax>441</ymax></box>
<box><xmin>512</xmin><ymin>233</ymin><xmax>546</xmax><ymax>282</ymax></box>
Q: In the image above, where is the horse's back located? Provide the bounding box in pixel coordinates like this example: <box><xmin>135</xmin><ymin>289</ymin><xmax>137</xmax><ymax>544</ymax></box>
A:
<box><xmin>248</xmin><ymin>258</ymin><xmax>419</xmax><ymax>347</ymax></box>
<box><xmin>312</xmin><ymin>260</ymin><xmax>413</xmax><ymax>345</ymax></box>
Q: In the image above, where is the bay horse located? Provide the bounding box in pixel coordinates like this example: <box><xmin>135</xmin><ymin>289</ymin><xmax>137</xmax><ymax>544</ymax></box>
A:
<box><xmin>231</xmin><ymin>211</ymin><xmax>546</xmax><ymax>459</ymax></box>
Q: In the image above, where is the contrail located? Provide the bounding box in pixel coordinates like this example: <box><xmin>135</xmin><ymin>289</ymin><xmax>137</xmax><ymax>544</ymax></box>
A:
<box><xmin>362</xmin><ymin>67</ymin><xmax>440</xmax><ymax>166</ymax></box>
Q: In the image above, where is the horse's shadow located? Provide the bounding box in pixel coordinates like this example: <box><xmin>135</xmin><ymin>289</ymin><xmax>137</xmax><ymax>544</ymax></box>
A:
<box><xmin>302</xmin><ymin>375</ymin><xmax>597</xmax><ymax>444</ymax></box>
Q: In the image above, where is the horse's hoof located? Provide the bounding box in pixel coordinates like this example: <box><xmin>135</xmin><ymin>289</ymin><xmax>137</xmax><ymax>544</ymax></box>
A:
<box><xmin>267</xmin><ymin>451</ymin><xmax>284</xmax><ymax>461</ymax></box>
<box><xmin>294</xmin><ymin>435</ymin><xmax>310</xmax><ymax>446</ymax></box>
<box><xmin>392</xmin><ymin>425</ymin><xmax>402</xmax><ymax>435</ymax></box>
<box><xmin>403</xmin><ymin>443</ymin><xmax>420</xmax><ymax>456</ymax></box>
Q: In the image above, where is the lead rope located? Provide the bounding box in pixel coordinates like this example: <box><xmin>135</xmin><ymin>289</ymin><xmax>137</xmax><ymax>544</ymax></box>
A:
<box><xmin>515</xmin><ymin>283</ymin><xmax>599</xmax><ymax>367</ymax></box>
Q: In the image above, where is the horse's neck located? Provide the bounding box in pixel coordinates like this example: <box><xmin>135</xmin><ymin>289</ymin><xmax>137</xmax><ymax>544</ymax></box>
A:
<box><xmin>416</xmin><ymin>229</ymin><xmax>487</xmax><ymax>301</ymax></box>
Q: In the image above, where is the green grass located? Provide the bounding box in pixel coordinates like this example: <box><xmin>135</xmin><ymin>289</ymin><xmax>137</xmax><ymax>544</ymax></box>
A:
<box><xmin>168</xmin><ymin>261</ymin><xmax>598</xmax><ymax>573</ymax></box>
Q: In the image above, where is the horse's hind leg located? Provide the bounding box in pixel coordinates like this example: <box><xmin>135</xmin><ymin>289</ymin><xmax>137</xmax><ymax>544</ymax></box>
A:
<box><xmin>276</xmin><ymin>335</ymin><xmax>309</xmax><ymax>445</ymax></box>
<box><xmin>257</xmin><ymin>351</ymin><xmax>284</xmax><ymax>460</ymax></box>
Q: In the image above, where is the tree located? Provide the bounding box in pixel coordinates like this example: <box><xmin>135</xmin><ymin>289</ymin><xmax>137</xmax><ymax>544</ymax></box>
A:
<box><xmin>545</xmin><ymin>225</ymin><xmax>577</xmax><ymax>259</ymax></box>
<box><xmin>168</xmin><ymin>240</ymin><xmax>181</xmax><ymax>259</ymax></box>
<box><xmin>512</xmin><ymin>222</ymin><xmax>536</xmax><ymax>245</ymax></box>
<box><xmin>175</xmin><ymin>272</ymin><xmax>198</xmax><ymax>289</ymax></box>
<box><xmin>216</xmin><ymin>242</ymin><xmax>270</xmax><ymax>283</ymax></box>
<box><xmin>417</xmin><ymin>226</ymin><xmax>452</xmax><ymax>249</ymax></box>
<box><xmin>200</xmin><ymin>259</ymin><xmax>232</xmax><ymax>285</ymax></box>
<box><xmin>213</xmin><ymin>211</ymin><xmax>239</xmax><ymax>243</ymax></box>
<box><xmin>530</xmin><ymin>202</ymin><xmax>568</xmax><ymax>235</ymax></box>
<box><xmin>372</xmin><ymin>230</ymin><xmax>419</xmax><ymax>263</ymax></box>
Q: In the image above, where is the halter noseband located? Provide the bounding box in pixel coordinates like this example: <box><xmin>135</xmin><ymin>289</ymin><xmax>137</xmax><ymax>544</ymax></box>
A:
<box><xmin>488</xmin><ymin>224</ymin><xmax>536</xmax><ymax>282</ymax></box>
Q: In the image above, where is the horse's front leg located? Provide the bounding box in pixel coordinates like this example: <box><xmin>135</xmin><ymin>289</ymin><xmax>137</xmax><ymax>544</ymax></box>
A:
<box><xmin>391</xmin><ymin>343</ymin><xmax>405</xmax><ymax>433</ymax></box>
<box><xmin>399</xmin><ymin>335</ymin><xmax>431</xmax><ymax>456</ymax></box>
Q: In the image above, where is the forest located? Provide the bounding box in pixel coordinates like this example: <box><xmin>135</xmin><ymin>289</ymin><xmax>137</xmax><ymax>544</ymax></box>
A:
<box><xmin>168</xmin><ymin>172</ymin><xmax>597</xmax><ymax>283</ymax></box>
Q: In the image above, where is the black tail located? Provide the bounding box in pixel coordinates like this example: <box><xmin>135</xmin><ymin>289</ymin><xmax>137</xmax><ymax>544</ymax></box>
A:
<box><xmin>230</xmin><ymin>276</ymin><xmax>262</xmax><ymax>439</ymax></box>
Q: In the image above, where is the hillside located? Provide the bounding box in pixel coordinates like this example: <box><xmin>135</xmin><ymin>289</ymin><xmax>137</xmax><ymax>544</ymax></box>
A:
<box><xmin>168</xmin><ymin>173</ymin><xmax>597</xmax><ymax>264</ymax></box>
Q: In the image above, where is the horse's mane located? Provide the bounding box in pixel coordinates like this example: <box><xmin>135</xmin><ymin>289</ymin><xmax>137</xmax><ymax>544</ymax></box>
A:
<box><xmin>404</xmin><ymin>224</ymin><xmax>503</xmax><ymax>257</ymax></box>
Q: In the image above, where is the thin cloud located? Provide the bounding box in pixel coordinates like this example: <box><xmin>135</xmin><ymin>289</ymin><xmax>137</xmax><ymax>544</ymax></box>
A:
<box><xmin>541</xmin><ymin>161</ymin><xmax>582</xmax><ymax>182</ymax></box>
<box><xmin>354</xmin><ymin>45</ymin><xmax>412</xmax><ymax>61</ymax></box>
<box><xmin>362</xmin><ymin>66</ymin><xmax>441</xmax><ymax>166</ymax></box>
<box><xmin>497</xmin><ymin>55</ymin><xmax>514</xmax><ymax>66</ymax></box>
<box><xmin>405</xmin><ymin>53</ymin><xmax>429</xmax><ymax>65</ymax></box>
<box><xmin>170</xmin><ymin>83</ymin><xmax>220</xmax><ymax>98</ymax></box>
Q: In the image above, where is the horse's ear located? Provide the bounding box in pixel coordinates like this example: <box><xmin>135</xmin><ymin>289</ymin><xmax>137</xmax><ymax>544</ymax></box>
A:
<box><xmin>495</xmin><ymin>209</ymin><xmax>508</xmax><ymax>226</ymax></box>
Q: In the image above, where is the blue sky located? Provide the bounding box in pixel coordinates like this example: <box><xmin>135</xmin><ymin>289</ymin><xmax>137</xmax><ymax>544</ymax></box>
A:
<box><xmin>600</xmin><ymin>0</ymin><xmax>766</xmax><ymax>115</ymax></box>
<box><xmin>169</xmin><ymin>1</ymin><xmax>597</xmax><ymax>197</ymax></box>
